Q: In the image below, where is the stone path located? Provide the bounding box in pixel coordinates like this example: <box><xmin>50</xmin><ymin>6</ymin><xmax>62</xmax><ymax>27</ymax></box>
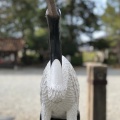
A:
<box><xmin>0</xmin><ymin>68</ymin><xmax>120</xmax><ymax>120</ymax></box>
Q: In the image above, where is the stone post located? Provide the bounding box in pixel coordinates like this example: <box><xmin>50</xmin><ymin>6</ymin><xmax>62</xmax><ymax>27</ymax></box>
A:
<box><xmin>86</xmin><ymin>63</ymin><xmax>107</xmax><ymax>120</ymax></box>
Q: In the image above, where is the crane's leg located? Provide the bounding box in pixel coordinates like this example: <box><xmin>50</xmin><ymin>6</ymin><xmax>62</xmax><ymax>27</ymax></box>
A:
<box><xmin>77</xmin><ymin>111</ymin><xmax>80</xmax><ymax>120</ymax></box>
<box><xmin>41</xmin><ymin>104</ymin><xmax>51</xmax><ymax>120</ymax></box>
<box><xmin>67</xmin><ymin>104</ymin><xmax>78</xmax><ymax>120</ymax></box>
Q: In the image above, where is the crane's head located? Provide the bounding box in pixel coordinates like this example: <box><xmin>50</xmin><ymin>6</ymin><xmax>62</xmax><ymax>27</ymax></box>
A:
<box><xmin>46</xmin><ymin>0</ymin><xmax>59</xmax><ymax>17</ymax></box>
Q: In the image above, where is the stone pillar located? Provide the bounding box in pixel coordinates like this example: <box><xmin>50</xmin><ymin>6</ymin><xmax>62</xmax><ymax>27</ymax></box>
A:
<box><xmin>86</xmin><ymin>63</ymin><xmax>107</xmax><ymax>120</ymax></box>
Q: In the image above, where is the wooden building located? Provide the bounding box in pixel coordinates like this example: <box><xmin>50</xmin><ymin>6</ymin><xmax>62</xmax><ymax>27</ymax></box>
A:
<box><xmin>0</xmin><ymin>38</ymin><xmax>25</xmax><ymax>68</ymax></box>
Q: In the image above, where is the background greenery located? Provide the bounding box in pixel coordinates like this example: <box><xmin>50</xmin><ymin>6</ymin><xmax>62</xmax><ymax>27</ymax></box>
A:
<box><xmin>0</xmin><ymin>0</ymin><xmax>120</xmax><ymax>66</ymax></box>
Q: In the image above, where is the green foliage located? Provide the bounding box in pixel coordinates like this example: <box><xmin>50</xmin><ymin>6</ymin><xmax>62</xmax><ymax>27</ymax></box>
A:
<box><xmin>62</xmin><ymin>38</ymin><xmax>78</xmax><ymax>56</ymax></box>
<box><xmin>59</xmin><ymin>0</ymin><xmax>100</xmax><ymax>55</ymax></box>
<box><xmin>21</xmin><ymin>54</ymin><xmax>39</xmax><ymax>65</ymax></box>
<box><xmin>27</xmin><ymin>28</ymin><xmax>48</xmax><ymax>51</ymax></box>
<box><xmin>89</xmin><ymin>38</ymin><xmax>110</xmax><ymax>50</ymax></box>
<box><xmin>101</xmin><ymin>0</ymin><xmax>120</xmax><ymax>63</ymax></box>
<box><xmin>83</xmin><ymin>52</ymin><xmax>96</xmax><ymax>62</ymax></box>
<box><xmin>0</xmin><ymin>0</ymin><xmax>100</xmax><ymax>59</ymax></box>
<box><xmin>108</xmin><ymin>54</ymin><xmax>118</xmax><ymax>65</ymax></box>
<box><xmin>101</xmin><ymin>0</ymin><xmax>120</xmax><ymax>47</ymax></box>
<box><xmin>71</xmin><ymin>55</ymin><xmax>83</xmax><ymax>66</ymax></box>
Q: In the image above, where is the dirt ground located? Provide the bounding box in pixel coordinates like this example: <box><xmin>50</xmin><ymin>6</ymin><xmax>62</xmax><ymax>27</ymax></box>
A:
<box><xmin>0</xmin><ymin>67</ymin><xmax>120</xmax><ymax>120</ymax></box>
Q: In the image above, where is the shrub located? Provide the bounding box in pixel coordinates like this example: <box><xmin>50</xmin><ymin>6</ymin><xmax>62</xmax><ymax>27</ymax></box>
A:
<box><xmin>21</xmin><ymin>55</ymin><xmax>38</xmax><ymax>65</ymax></box>
<box><xmin>108</xmin><ymin>54</ymin><xmax>118</xmax><ymax>65</ymax></box>
<box><xmin>71</xmin><ymin>55</ymin><xmax>83</xmax><ymax>66</ymax></box>
<box><xmin>83</xmin><ymin>52</ymin><xmax>96</xmax><ymax>62</ymax></box>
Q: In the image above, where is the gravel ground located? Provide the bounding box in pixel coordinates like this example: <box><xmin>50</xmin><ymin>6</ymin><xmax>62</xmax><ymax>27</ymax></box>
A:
<box><xmin>0</xmin><ymin>67</ymin><xmax>120</xmax><ymax>120</ymax></box>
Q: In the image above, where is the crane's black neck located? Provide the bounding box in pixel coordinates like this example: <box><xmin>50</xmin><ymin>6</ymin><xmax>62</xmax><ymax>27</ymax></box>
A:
<box><xmin>46</xmin><ymin>14</ymin><xmax>62</xmax><ymax>65</ymax></box>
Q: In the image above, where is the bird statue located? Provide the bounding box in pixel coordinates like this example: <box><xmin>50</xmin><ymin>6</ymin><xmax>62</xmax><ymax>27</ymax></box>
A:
<box><xmin>40</xmin><ymin>0</ymin><xmax>80</xmax><ymax>120</ymax></box>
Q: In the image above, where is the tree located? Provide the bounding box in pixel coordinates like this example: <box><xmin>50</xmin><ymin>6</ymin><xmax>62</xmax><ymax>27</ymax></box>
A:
<box><xmin>0</xmin><ymin>0</ymin><xmax>100</xmax><ymax>62</ymax></box>
<box><xmin>0</xmin><ymin>0</ymin><xmax>48</xmax><ymax>50</ymax></box>
<box><xmin>102</xmin><ymin>0</ymin><xmax>120</xmax><ymax>63</ymax></box>
<box><xmin>0</xmin><ymin>0</ymin><xmax>13</xmax><ymax>37</ymax></box>
<box><xmin>58</xmin><ymin>0</ymin><xmax>100</xmax><ymax>55</ymax></box>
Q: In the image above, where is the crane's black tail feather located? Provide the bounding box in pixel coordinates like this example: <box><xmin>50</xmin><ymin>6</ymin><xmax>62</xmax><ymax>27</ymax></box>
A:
<box><xmin>40</xmin><ymin>111</ymin><xmax>80</xmax><ymax>120</ymax></box>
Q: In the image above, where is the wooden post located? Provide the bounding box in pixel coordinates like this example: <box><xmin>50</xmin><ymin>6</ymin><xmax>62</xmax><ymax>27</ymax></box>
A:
<box><xmin>86</xmin><ymin>63</ymin><xmax>107</xmax><ymax>120</ymax></box>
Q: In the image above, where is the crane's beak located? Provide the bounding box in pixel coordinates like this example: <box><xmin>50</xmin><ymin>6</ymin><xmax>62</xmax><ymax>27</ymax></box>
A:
<box><xmin>46</xmin><ymin>0</ymin><xmax>59</xmax><ymax>17</ymax></box>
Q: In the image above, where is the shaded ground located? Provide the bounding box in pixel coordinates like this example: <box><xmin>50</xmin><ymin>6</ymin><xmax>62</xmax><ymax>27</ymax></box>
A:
<box><xmin>0</xmin><ymin>67</ymin><xmax>120</xmax><ymax>120</ymax></box>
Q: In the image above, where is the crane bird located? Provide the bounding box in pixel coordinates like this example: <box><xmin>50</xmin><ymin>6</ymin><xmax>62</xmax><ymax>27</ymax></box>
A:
<box><xmin>40</xmin><ymin>0</ymin><xmax>80</xmax><ymax>120</ymax></box>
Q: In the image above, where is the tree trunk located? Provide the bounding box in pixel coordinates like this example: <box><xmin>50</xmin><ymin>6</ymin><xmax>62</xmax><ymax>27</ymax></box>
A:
<box><xmin>117</xmin><ymin>41</ymin><xmax>120</xmax><ymax>64</ymax></box>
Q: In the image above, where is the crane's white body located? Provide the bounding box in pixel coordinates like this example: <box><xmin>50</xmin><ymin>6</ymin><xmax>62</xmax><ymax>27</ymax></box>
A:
<box><xmin>40</xmin><ymin>56</ymin><xmax>79</xmax><ymax>120</ymax></box>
